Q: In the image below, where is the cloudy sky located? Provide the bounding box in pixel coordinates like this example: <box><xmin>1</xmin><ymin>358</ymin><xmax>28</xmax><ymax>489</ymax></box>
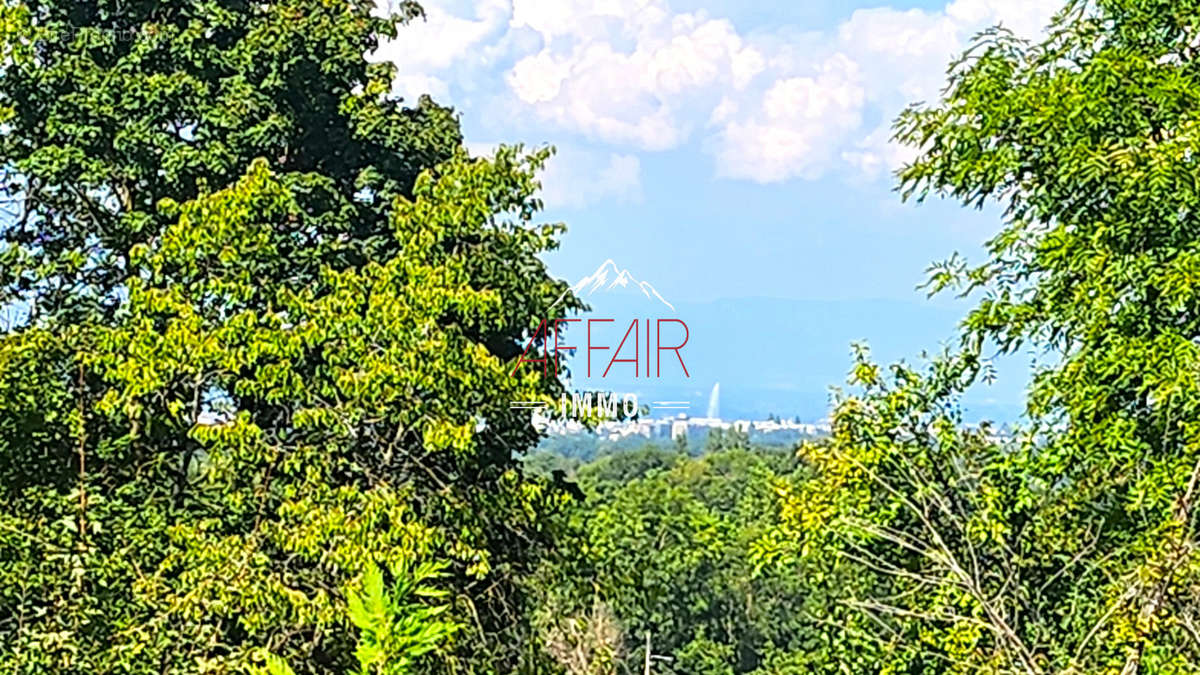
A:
<box><xmin>376</xmin><ymin>0</ymin><xmax>1060</xmax><ymax>303</ymax></box>
<box><xmin>371</xmin><ymin>0</ymin><xmax>1065</xmax><ymax>417</ymax></box>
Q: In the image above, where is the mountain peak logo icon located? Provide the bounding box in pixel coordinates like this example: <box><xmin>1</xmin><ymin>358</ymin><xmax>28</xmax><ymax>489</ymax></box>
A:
<box><xmin>554</xmin><ymin>259</ymin><xmax>676</xmax><ymax>311</ymax></box>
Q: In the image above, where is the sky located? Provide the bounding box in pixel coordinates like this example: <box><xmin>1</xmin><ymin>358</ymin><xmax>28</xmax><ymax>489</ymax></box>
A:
<box><xmin>371</xmin><ymin>0</ymin><xmax>1065</xmax><ymax>418</ymax></box>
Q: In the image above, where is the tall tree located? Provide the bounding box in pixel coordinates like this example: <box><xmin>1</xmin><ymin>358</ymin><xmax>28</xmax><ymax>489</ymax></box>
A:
<box><xmin>0</xmin><ymin>0</ymin><xmax>459</xmax><ymax>323</ymax></box>
<box><xmin>0</xmin><ymin>1</ymin><xmax>578</xmax><ymax>672</ymax></box>
<box><xmin>767</xmin><ymin>0</ymin><xmax>1200</xmax><ymax>672</ymax></box>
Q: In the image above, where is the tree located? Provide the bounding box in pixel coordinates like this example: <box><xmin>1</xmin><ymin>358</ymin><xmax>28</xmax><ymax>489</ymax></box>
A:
<box><xmin>0</xmin><ymin>1</ymin><xmax>580</xmax><ymax>672</ymax></box>
<box><xmin>254</xmin><ymin>562</ymin><xmax>459</xmax><ymax>675</ymax></box>
<box><xmin>704</xmin><ymin>427</ymin><xmax>750</xmax><ymax>454</ymax></box>
<box><xmin>766</xmin><ymin>1</ymin><xmax>1200</xmax><ymax>672</ymax></box>
<box><xmin>537</xmin><ymin>447</ymin><xmax>859</xmax><ymax>674</ymax></box>
<box><xmin>0</xmin><ymin>0</ymin><xmax>459</xmax><ymax>325</ymax></box>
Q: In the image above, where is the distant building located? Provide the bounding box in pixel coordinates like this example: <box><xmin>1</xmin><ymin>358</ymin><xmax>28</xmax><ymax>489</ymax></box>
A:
<box><xmin>671</xmin><ymin>419</ymin><xmax>689</xmax><ymax>440</ymax></box>
<box><xmin>539</xmin><ymin>407</ymin><xmax>833</xmax><ymax>446</ymax></box>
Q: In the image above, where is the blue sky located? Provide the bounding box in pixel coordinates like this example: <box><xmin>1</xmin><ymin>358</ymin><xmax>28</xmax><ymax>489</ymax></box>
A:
<box><xmin>375</xmin><ymin>0</ymin><xmax>1062</xmax><ymax>418</ymax></box>
<box><xmin>376</xmin><ymin>0</ymin><xmax>1059</xmax><ymax>303</ymax></box>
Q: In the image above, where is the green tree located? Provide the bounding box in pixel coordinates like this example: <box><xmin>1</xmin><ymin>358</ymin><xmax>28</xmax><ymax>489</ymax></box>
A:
<box><xmin>255</xmin><ymin>561</ymin><xmax>458</xmax><ymax>675</ymax></box>
<box><xmin>704</xmin><ymin>427</ymin><xmax>750</xmax><ymax>454</ymax></box>
<box><xmin>766</xmin><ymin>1</ymin><xmax>1200</xmax><ymax>672</ymax></box>
<box><xmin>0</xmin><ymin>1</ymin><xmax>580</xmax><ymax>672</ymax></box>
<box><xmin>0</xmin><ymin>0</ymin><xmax>459</xmax><ymax>324</ymax></box>
<box><xmin>538</xmin><ymin>447</ymin><xmax>859</xmax><ymax>674</ymax></box>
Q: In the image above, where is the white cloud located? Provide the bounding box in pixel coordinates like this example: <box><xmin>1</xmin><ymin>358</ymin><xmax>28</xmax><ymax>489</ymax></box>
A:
<box><xmin>391</xmin><ymin>73</ymin><xmax>450</xmax><ymax>102</ymax></box>
<box><xmin>503</xmin><ymin>8</ymin><xmax>757</xmax><ymax>150</ymax></box>
<box><xmin>377</xmin><ymin>0</ymin><xmax>1062</xmax><ymax>183</ymax></box>
<box><xmin>708</xmin><ymin>96</ymin><xmax>737</xmax><ymax>126</ymax></box>
<box><xmin>715</xmin><ymin>54</ymin><xmax>865</xmax><ymax>182</ymax></box>
<box><xmin>842</xmin><ymin>125</ymin><xmax>922</xmax><ymax>180</ymax></box>
<box><xmin>947</xmin><ymin>0</ymin><xmax>1066</xmax><ymax>37</ymax></box>
<box><xmin>538</xmin><ymin>149</ymin><xmax>643</xmax><ymax>209</ymax></box>
<box><xmin>373</xmin><ymin>0</ymin><xmax>511</xmax><ymax>102</ymax></box>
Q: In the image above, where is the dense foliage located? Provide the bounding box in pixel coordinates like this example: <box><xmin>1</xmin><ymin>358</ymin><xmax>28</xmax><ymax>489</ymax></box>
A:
<box><xmin>525</xmin><ymin>436</ymin><xmax>880</xmax><ymax>675</ymax></box>
<box><xmin>7</xmin><ymin>0</ymin><xmax>1200</xmax><ymax>674</ymax></box>
<box><xmin>761</xmin><ymin>1</ymin><xmax>1200</xmax><ymax>673</ymax></box>
<box><xmin>0</xmin><ymin>1</ymin><xmax>576</xmax><ymax>672</ymax></box>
